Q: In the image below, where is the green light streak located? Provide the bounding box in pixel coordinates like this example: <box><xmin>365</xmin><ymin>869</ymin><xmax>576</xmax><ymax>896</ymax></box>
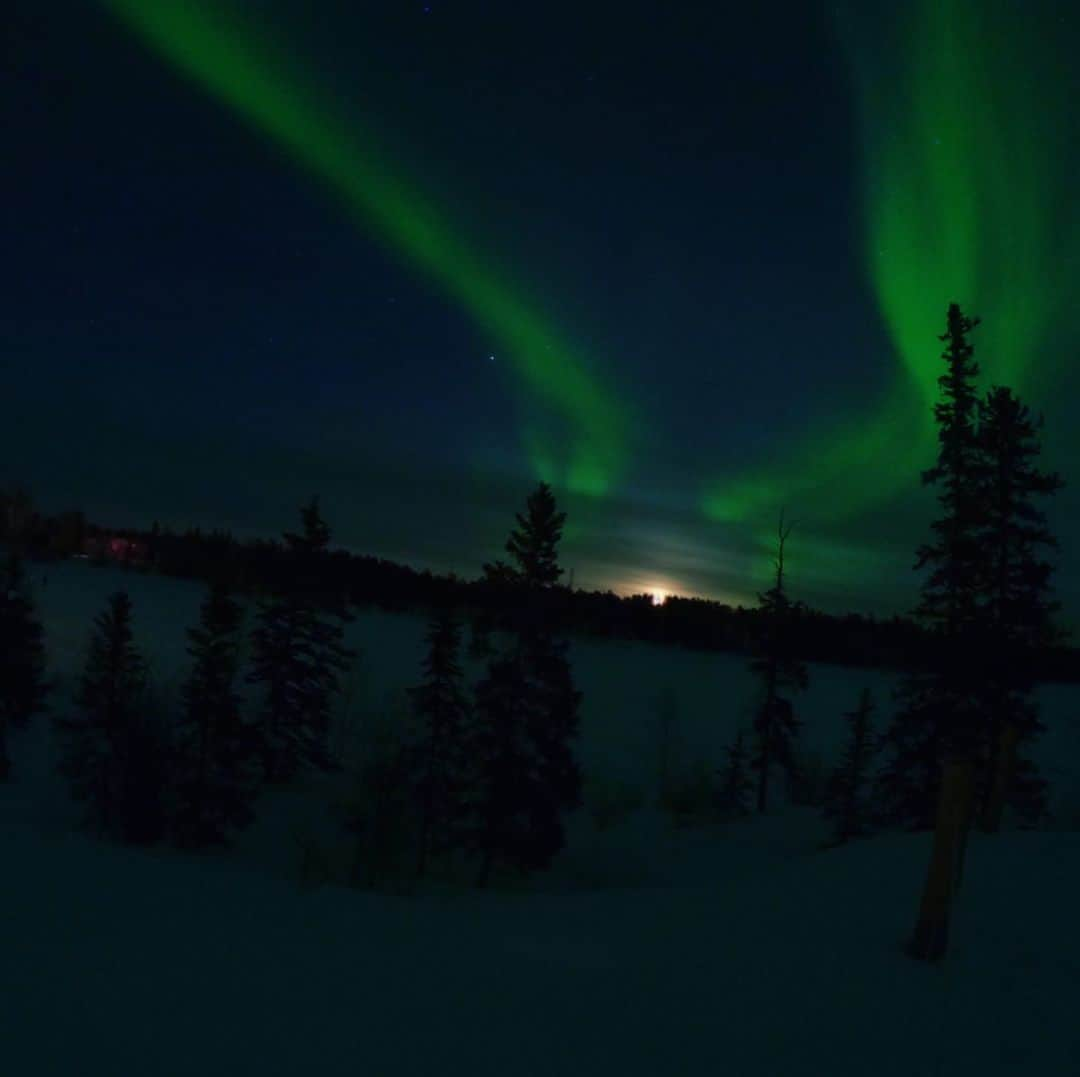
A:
<box><xmin>101</xmin><ymin>0</ymin><xmax>629</xmax><ymax>495</ymax></box>
<box><xmin>702</xmin><ymin>0</ymin><xmax>1068</xmax><ymax>550</ymax></box>
<box><xmin>851</xmin><ymin>0</ymin><xmax>1059</xmax><ymax>403</ymax></box>
<box><xmin>702</xmin><ymin>380</ymin><xmax>927</xmax><ymax>528</ymax></box>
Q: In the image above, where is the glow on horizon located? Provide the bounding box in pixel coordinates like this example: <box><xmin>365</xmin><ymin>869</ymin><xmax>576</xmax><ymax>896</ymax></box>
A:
<box><xmin>601</xmin><ymin>572</ymin><xmax>748</xmax><ymax>608</ymax></box>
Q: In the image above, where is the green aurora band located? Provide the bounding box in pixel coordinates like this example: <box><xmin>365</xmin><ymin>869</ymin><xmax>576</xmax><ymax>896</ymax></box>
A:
<box><xmin>100</xmin><ymin>0</ymin><xmax>630</xmax><ymax>497</ymax></box>
<box><xmin>102</xmin><ymin>0</ymin><xmax>1072</xmax><ymax>607</ymax></box>
<box><xmin>703</xmin><ymin>0</ymin><xmax>1070</xmax><ymax>586</ymax></box>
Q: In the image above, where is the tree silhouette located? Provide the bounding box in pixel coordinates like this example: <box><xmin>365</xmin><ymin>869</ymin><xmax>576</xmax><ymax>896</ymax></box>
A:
<box><xmin>715</xmin><ymin>730</ymin><xmax>753</xmax><ymax>819</ymax></box>
<box><xmin>970</xmin><ymin>385</ymin><xmax>1063</xmax><ymax>832</ymax></box>
<box><xmin>877</xmin><ymin>304</ymin><xmax>985</xmax><ymax>834</ymax></box>
<box><xmin>56</xmin><ymin>591</ymin><xmax>166</xmax><ymax>843</ymax></box>
<box><xmin>246</xmin><ymin>498</ymin><xmax>356</xmax><ymax>783</ymax></box>
<box><xmin>0</xmin><ymin>553</ymin><xmax>48</xmax><ymax>780</ymax></box>
<box><xmin>822</xmin><ymin>687</ymin><xmax>878</xmax><ymax>846</ymax></box>
<box><xmin>467</xmin><ymin>482</ymin><xmax>582</xmax><ymax>887</ymax></box>
<box><xmin>896</xmin><ymin>303</ymin><xmax>990</xmax><ymax>962</ymax></box>
<box><xmin>747</xmin><ymin>510</ymin><xmax>808</xmax><ymax>813</ymax></box>
<box><xmin>405</xmin><ymin>610</ymin><xmax>472</xmax><ymax>880</ymax></box>
<box><xmin>484</xmin><ymin>480</ymin><xmax>566</xmax><ymax>588</ymax></box>
<box><xmin>173</xmin><ymin>580</ymin><xmax>258</xmax><ymax>847</ymax></box>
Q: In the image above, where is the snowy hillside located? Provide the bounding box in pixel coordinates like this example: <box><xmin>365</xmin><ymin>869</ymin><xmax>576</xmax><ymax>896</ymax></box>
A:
<box><xmin>4</xmin><ymin>558</ymin><xmax>1080</xmax><ymax>1075</ymax></box>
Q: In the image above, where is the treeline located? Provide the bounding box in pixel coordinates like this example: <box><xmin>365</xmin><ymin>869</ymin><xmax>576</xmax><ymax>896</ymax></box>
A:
<box><xmin>2</xmin><ymin>486</ymin><xmax>1077</xmax><ymax>680</ymax></box>
<box><xmin>0</xmin><ymin>302</ymin><xmax>1073</xmax><ymax>957</ymax></box>
<box><xmin>661</xmin><ymin>303</ymin><xmax>1070</xmax><ymax>965</ymax></box>
<box><xmin>1</xmin><ymin>488</ymin><xmax>586</xmax><ymax>894</ymax></box>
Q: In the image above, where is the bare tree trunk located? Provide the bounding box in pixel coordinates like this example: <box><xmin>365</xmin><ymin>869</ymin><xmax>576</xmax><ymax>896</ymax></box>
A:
<box><xmin>979</xmin><ymin>721</ymin><xmax>1020</xmax><ymax>834</ymax></box>
<box><xmin>907</xmin><ymin>756</ymin><xmax>975</xmax><ymax>962</ymax></box>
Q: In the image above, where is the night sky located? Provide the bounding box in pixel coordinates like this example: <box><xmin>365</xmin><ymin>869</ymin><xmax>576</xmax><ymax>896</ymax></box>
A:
<box><xmin>6</xmin><ymin>1</ymin><xmax>1080</xmax><ymax>624</ymax></box>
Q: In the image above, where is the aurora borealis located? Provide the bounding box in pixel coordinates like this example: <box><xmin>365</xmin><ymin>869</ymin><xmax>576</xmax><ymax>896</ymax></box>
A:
<box><xmin>98</xmin><ymin>0</ymin><xmax>632</xmax><ymax>499</ymax></box>
<box><xmin>6</xmin><ymin>1</ymin><xmax>1080</xmax><ymax>623</ymax></box>
<box><xmin>705</xmin><ymin>0</ymin><xmax>1077</xmax><ymax>580</ymax></box>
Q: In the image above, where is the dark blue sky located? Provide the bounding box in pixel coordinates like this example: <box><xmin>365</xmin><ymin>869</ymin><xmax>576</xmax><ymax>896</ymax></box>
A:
<box><xmin>6</xmin><ymin>1</ymin><xmax>1078</xmax><ymax>623</ymax></box>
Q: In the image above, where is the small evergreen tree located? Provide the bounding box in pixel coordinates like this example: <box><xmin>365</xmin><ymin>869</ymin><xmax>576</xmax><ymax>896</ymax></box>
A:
<box><xmin>822</xmin><ymin>687</ymin><xmax>878</xmax><ymax>845</ymax></box>
<box><xmin>485</xmin><ymin>480</ymin><xmax>566</xmax><ymax>588</ymax></box>
<box><xmin>467</xmin><ymin>482</ymin><xmax>582</xmax><ymax>887</ymax></box>
<box><xmin>715</xmin><ymin>730</ymin><xmax>753</xmax><ymax>819</ymax></box>
<box><xmin>405</xmin><ymin>610</ymin><xmax>472</xmax><ymax>880</ymax></box>
<box><xmin>872</xmin><ymin>676</ymin><xmax>943</xmax><ymax>832</ymax></box>
<box><xmin>246</xmin><ymin>498</ymin><xmax>356</xmax><ymax>783</ymax></box>
<box><xmin>747</xmin><ymin>511</ymin><xmax>808</xmax><ymax>813</ymax></box>
<box><xmin>466</xmin><ymin>651</ymin><xmax>534</xmax><ymax>887</ymax></box>
<box><xmin>173</xmin><ymin>580</ymin><xmax>258</xmax><ymax>848</ymax></box>
<box><xmin>56</xmin><ymin>591</ymin><xmax>166</xmax><ymax>843</ymax></box>
<box><xmin>521</xmin><ymin>631</ymin><xmax>583</xmax><ymax>838</ymax></box>
<box><xmin>0</xmin><ymin>553</ymin><xmax>49</xmax><ymax>780</ymax></box>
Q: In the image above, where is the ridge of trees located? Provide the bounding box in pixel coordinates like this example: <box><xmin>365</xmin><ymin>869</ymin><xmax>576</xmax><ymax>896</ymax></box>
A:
<box><xmin>3</xmin><ymin>488</ymin><xmax>1077</xmax><ymax>681</ymax></box>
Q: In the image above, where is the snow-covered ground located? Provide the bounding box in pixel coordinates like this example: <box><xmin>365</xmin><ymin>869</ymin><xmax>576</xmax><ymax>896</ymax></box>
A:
<box><xmin>4</xmin><ymin>558</ymin><xmax>1080</xmax><ymax>1075</ymax></box>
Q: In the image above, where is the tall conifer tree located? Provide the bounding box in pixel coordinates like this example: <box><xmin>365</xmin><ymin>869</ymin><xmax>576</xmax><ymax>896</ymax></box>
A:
<box><xmin>876</xmin><ymin>304</ymin><xmax>985</xmax><ymax>832</ymax></box>
<box><xmin>247</xmin><ymin>498</ymin><xmax>356</xmax><ymax>782</ymax></box>
<box><xmin>467</xmin><ymin>482</ymin><xmax>582</xmax><ymax>887</ymax></box>
<box><xmin>406</xmin><ymin>609</ymin><xmax>472</xmax><ymax>880</ymax></box>
<box><xmin>890</xmin><ymin>304</ymin><xmax>1013</xmax><ymax>962</ymax></box>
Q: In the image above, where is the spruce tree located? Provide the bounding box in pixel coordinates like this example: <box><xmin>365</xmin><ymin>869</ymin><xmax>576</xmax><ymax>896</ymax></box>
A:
<box><xmin>173</xmin><ymin>580</ymin><xmax>257</xmax><ymax>848</ymax></box>
<box><xmin>822</xmin><ymin>687</ymin><xmax>878</xmax><ymax>845</ymax></box>
<box><xmin>467</xmin><ymin>482</ymin><xmax>582</xmax><ymax>887</ymax></box>
<box><xmin>747</xmin><ymin>511</ymin><xmax>808</xmax><ymax>813</ymax></box>
<box><xmin>917</xmin><ymin>304</ymin><xmax>985</xmax><ymax>635</ymax></box>
<box><xmin>503</xmin><ymin>481</ymin><xmax>566</xmax><ymax>587</ymax></box>
<box><xmin>406</xmin><ymin>609</ymin><xmax>471</xmax><ymax>880</ymax></box>
<box><xmin>876</xmin><ymin>304</ymin><xmax>985</xmax><ymax>832</ymax></box>
<box><xmin>891</xmin><ymin>304</ymin><xmax>1012</xmax><ymax>962</ymax></box>
<box><xmin>56</xmin><ymin>591</ymin><xmax>166</xmax><ymax>842</ymax></box>
<box><xmin>467</xmin><ymin>651</ymin><xmax>537</xmax><ymax>887</ymax></box>
<box><xmin>0</xmin><ymin>553</ymin><xmax>49</xmax><ymax>780</ymax></box>
<box><xmin>715</xmin><ymin>730</ymin><xmax>753</xmax><ymax>819</ymax></box>
<box><xmin>246</xmin><ymin>498</ymin><xmax>356</xmax><ymax>783</ymax></box>
<box><xmin>971</xmin><ymin>386</ymin><xmax>1062</xmax><ymax>831</ymax></box>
